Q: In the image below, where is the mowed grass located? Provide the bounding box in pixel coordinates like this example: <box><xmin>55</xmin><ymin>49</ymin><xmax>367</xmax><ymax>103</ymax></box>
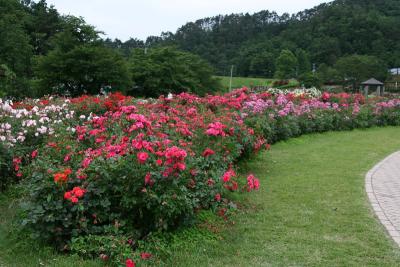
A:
<box><xmin>2</xmin><ymin>127</ymin><xmax>400</xmax><ymax>266</ymax></box>
<box><xmin>216</xmin><ymin>76</ymin><xmax>275</xmax><ymax>92</ymax></box>
<box><xmin>164</xmin><ymin>127</ymin><xmax>400</xmax><ymax>266</ymax></box>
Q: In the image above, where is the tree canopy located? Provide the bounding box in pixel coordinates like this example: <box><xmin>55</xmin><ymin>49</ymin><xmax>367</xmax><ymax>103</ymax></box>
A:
<box><xmin>116</xmin><ymin>0</ymin><xmax>399</xmax><ymax>78</ymax></box>
<box><xmin>33</xmin><ymin>16</ymin><xmax>130</xmax><ymax>96</ymax></box>
<box><xmin>129</xmin><ymin>47</ymin><xmax>220</xmax><ymax>97</ymax></box>
<box><xmin>0</xmin><ymin>0</ymin><xmax>218</xmax><ymax>97</ymax></box>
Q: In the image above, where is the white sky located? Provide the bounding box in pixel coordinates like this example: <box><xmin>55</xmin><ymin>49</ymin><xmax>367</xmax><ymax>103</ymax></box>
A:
<box><xmin>45</xmin><ymin>0</ymin><xmax>330</xmax><ymax>41</ymax></box>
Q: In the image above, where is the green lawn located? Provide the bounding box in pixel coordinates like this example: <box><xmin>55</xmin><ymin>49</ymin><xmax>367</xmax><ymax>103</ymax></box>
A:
<box><xmin>2</xmin><ymin>127</ymin><xmax>400</xmax><ymax>266</ymax></box>
<box><xmin>216</xmin><ymin>76</ymin><xmax>275</xmax><ymax>92</ymax></box>
<box><xmin>216</xmin><ymin>76</ymin><xmax>301</xmax><ymax>93</ymax></box>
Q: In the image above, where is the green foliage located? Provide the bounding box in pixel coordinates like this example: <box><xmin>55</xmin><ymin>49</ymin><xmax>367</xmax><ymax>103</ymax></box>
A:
<box><xmin>334</xmin><ymin>54</ymin><xmax>388</xmax><ymax>86</ymax></box>
<box><xmin>33</xmin><ymin>16</ymin><xmax>131</xmax><ymax>96</ymax></box>
<box><xmin>296</xmin><ymin>49</ymin><xmax>311</xmax><ymax>75</ymax></box>
<box><xmin>0</xmin><ymin>64</ymin><xmax>17</xmax><ymax>97</ymax></box>
<box><xmin>0</xmin><ymin>0</ymin><xmax>33</xmax><ymax>97</ymax></box>
<box><xmin>248</xmin><ymin>51</ymin><xmax>275</xmax><ymax>78</ymax></box>
<box><xmin>316</xmin><ymin>63</ymin><xmax>341</xmax><ymax>84</ymax></box>
<box><xmin>71</xmin><ymin>234</ymin><xmax>136</xmax><ymax>265</ymax></box>
<box><xmin>34</xmin><ymin>45</ymin><xmax>131</xmax><ymax>96</ymax></box>
<box><xmin>0</xmin><ymin>144</ymin><xmax>14</xmax><ymax>191</ymax></box>
<box><xmin>298</xmin><ymin>72</ymin><xmax>322</xmax><ymax>88</ymax></box>
<box><xmin>274</xmin><ymin>50</ymin><xmax>298</xmax><ymax>79</ymax></box>
<box><xmin>145</xmin><ymin>0</ymin><xmax>400</xmax><ymax>77</ymax></box>
<box><xmin>25</xmin><ymin>0</ymin><xmax>63</xmax><ymax>55</ymax></box>
<box><xmin>129</xmin><ymin>47</ymin><xmax>221</xmax><ymax>97</ymax></box>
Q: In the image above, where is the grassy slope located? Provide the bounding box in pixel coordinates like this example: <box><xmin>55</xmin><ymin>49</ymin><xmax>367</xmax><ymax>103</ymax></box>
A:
<box><xmin>1</xmin><ymin>127</ymin><xmax>400</xmax><ymax>266</ymax></box>
<box><xmin>165</xmin><ymin>127</ymin><xmax>400</xmax><ymax>266</ymax></box>
<box><xmin>216</xmin><ymin>76</ymin><xmax>275</xmax><ymax>92</ymax></box>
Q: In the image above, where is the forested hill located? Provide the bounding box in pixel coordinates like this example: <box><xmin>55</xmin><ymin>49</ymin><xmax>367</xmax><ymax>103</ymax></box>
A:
<box><xmin>121</xmin><ymin>0</ymin><xmax>400</xmax><ymax>77</ymax></box>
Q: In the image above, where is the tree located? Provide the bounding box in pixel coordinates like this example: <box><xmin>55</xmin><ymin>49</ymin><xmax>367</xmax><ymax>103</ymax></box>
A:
<box><xmin>296</xmin><ymin>49</ymin><xmax>311</xmax><ymax>76</ymax></box>
<box><xmin>129</xmin><ymin>47</ymin><xmax>221</xmax><ymax>97</ymax></box>
<box><xmin>34</xmin><ymin>17</ymin><xmax>131</xmax><ymax>96</ymax></box>
<box><xmin>298</xmin><ymin>72</ymin><xmax>322</xmax><ymax>88</ymax></box>
<box><xmin>0</xmin><ymin>0</ymin><xmax>33</xmax><ymax>96</ymax></box>
<box><xmin>145</xmin><ymin>0</ymin><xmax>400</xmax><ymax>77</ymax></box>
<box><xmin>249</xmin><ymin>52</ymin><xmax>275</xmax><ymax>78</ymax></box>
<box><xmin>0</xmin><ymin>64</ymin><xmax>16</xmax><ymax>97</ymax></box>
<box><xmin>316</xmin><ymin>63</ymin><xmax>341</xmax><ymax>84</ymax></box>
<box><xmin>24</xmin><ymin>0</ymin><xmax>62</xmax><ymax>55</ymax></box>
<box><xmin>334</xmin><ymin>55</ymin><xmax>388</xmax><ymax>88</ymax></box>
<box><xmin>274</xmin><ymin>50</ymin><xmax>298</xmax><ymax>79</ymax></box>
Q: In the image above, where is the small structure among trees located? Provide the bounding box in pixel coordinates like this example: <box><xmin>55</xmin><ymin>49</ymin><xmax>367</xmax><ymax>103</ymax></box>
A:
<box><xmin>361</xmin><ymin>78</ymin><xmax>384</xmax><ymax>97</ymax></box>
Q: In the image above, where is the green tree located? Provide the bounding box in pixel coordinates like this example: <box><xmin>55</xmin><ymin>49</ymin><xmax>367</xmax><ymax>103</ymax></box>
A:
<box><xmin>129</xmin><ymin>47</ymin><xmax>221</xmax><ymax>97</ymax></box>
<box><xmin>274</xmin><ymin>50</ymin><xmax>298</xmax><ymax>79</ymax></box>
<box><xmin>0</xmin><ymin>0</ymin><xmax>33</xmax><ymax>96</ymax></box>
<box><xmin>249</xmin><ymin>51</ymin><xmax>275</xmax><ymax>78</ymax></box>
<box><xmin>0</xmin><ymin>64</ymin><xmax>16</xmax><ymax>97</ymax></box>
<box><xmin>296</xmin><ymin>49</ymin><xmax>311</xmax><ymax>76</ymax></box>
<box><xmin>316</xmin><ymin>63</ymin><xmax>341</xmax><ymax>84</ymax></box>
<box><xmin>334</xmin><ymin>55</ymin><xmax>388</xmax><ymax>88</ymax></box>
<box><xmin>298</xmin><ymin>72</ymin><xmax>322</xmax><ymax>88</ymax></box>
<box><xmin>24</xmin><ymin>0</ymin><xmax>62</xmax><ymax>55</ymax></box>
<box><xmin>34</xmin><ymin>16</ymin><xmax>131</xmax><ymax>96</ymax></box>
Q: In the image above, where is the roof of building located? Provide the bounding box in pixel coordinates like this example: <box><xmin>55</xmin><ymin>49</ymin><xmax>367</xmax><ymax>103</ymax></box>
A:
<box><xmin>361</xmin><ymin>78</ymin><xmax>384</xmax><ymax>85</ymax></box>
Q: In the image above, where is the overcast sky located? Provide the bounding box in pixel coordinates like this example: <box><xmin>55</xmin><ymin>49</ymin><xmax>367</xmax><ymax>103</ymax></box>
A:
<box><xmin>46</xmin><ymin>0</ymin><xmax>330</xmax><ymax>41</ymax></box>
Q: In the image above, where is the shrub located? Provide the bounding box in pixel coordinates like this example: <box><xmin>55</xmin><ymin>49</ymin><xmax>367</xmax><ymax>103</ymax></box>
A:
<box><xmin>0</xmin><ymin>143</ymin><xmax>13</xmax><ymax>190</ymax></box>
<box><xmin>20</xmin><ymin>91</ymin><xmax>259</xmax><ymax>249</ymax></box>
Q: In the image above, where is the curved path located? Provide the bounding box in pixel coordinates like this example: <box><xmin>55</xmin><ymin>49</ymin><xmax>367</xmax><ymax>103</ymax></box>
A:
<box><xmin>366</xmin><ymin>151</ymin><xmax>400</xmax><ymax>246</ymax></box>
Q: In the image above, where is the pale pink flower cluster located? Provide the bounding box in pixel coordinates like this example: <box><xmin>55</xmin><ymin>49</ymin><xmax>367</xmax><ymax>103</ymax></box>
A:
<box><xmin>0</xmin><ymin>98</ymin><xmax>76</xmax><ymax>147</ymax></box>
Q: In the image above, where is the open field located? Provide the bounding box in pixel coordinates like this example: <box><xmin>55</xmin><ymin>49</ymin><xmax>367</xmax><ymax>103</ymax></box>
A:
<box><xmin>216</xmin><ymin>76</ymin><xmax>275</xmax><ymax>92</ymax></box>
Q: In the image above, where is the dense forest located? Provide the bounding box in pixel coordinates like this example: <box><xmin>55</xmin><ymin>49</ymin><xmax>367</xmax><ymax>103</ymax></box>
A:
<box><xmin>106</xmin><ymin>0</ymin><xmax>400</xmax><ymax>80</ymax></box>
<box><xmin>1</xmin><ymin>0</ymin><xmax>400</xmax><ymax>97</ymax></box>
<box><xmin>135</xmin><ymin>0</ymin><xmax>400</xmax><ymax>78</ymax></box>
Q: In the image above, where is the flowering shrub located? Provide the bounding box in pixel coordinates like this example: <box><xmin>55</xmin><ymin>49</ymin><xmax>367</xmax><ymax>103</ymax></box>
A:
<box><xmin>267</xmin><ymin>87</ymin><xmax>322</xmax><ymax>98</ymax></box>
<box><xmin>1</xmin><ymin>88</ymin><xmax>400</xmax><ymax>265</ymax></box>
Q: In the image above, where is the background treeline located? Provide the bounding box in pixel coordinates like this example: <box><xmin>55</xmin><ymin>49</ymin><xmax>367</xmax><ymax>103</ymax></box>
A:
<box><xmin>107</xmin><ymin>0</ymin><xmax>399</xmax><ymax>85</ymax></box>
<box><xmin>0</xmin><ymin>0</ymin><xmax>219</xmax><ymax>98</ymax></box>
<box><xmin>139</xmin><ymin>0</ymin><xmax>400</xmax><ymax>79</ymax></box>
<box><xmin>1</xmin><ymin>0</ymin><xmax>400</xmax><ymax>98</ymax></box>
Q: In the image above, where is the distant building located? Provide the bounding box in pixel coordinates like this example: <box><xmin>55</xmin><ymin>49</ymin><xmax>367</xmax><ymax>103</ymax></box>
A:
<box><xmin>390</xmin><ymin>68</ymin><xmax>400</xmax><ymax>75</ymax></box>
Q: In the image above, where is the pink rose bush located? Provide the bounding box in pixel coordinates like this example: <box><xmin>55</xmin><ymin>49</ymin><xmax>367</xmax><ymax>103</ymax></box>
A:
<box><xmin>1</xmin><ymin>88</ymin><xmax>400</xmax><ymax>265</ymax></box>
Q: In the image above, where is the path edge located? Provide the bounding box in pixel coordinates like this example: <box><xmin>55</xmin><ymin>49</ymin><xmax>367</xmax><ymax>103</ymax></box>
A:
<box><xmin>365</xmin><ymin>151</ymin><xmax>400</xmax><ymax>247</ymax></box>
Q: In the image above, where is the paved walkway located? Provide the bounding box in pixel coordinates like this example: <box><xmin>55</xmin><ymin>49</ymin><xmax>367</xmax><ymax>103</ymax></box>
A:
<box><xmin>366</xmin><ymin>151</ymin><xmax>400</xmax><ymax>246</ymax></box>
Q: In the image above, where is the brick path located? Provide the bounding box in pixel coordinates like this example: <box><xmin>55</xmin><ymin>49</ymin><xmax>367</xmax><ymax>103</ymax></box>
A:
<box><xmin>366</xmin><ymin>151</ymin><xmax>400</xmax><ymax>246</ymax></box>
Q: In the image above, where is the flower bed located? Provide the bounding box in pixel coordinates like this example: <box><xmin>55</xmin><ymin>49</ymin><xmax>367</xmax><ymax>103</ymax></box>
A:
<box><xmin>1</xmin><ymin>89</ymin><xmax>400</xmax><ymax>266</ymax></box>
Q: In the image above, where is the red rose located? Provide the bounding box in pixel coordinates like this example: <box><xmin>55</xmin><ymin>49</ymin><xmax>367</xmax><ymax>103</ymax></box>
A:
<box><xmin>72</xmin><ymin>187</ymin><xmax>86</xmax><ymax>198</ymax></box>
<box><xmin>140</xmin><ymin>252</ymin><xmax>152</xmax><ymax>260</ymax></box>
<box><xmin>144</xmin><ymin>173</ymin><xmax>154</xmax><ymax>186</ymax></box>
<box><xmin>64</xmin><ymin>192</ymin><xmax>72</xmax><ymax>200</ymax></box>
<box><xmin>137</xmin><ymin>152</ymin><xmax>149</xmax><ymax>164</ymax></box>
<box><xmin>31</xmin><ymin>150</ymin><xmax>38</xmax><ymax>159</ymax></box>
<box><xmin>125</xmin><ymin>259</ymin><xmax>135</xmax><ymax>267</ymax></box>
<box><xmin>202</xmin><ymin>148</ymin><xmax>215</xmax><ymax>157</ymax></box>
